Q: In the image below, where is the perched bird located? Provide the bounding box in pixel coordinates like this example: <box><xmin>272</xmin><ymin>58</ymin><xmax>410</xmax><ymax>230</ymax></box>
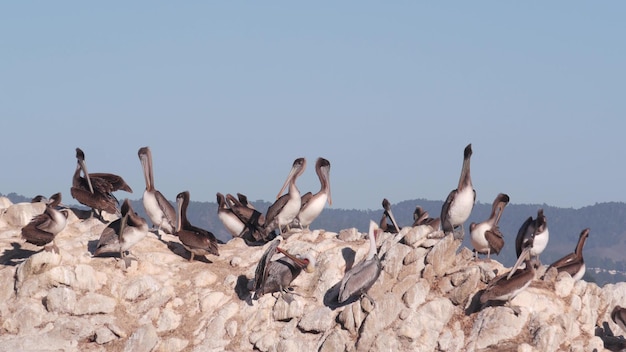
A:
<box><xmin>71</xmin><ymin>147</ymin><xmax>132</xmax><ymax>220</ymax></box>
<box><xmin>379</xmin><ymin>198</ymin><xmax>401</xmax><ymax>234</ymax></box>
<box><xmin>470</xmin><ymin>193</ymin><xmax>510</xmax><ymax>260</ymax></box>
<box><xmin>216</xmin><ymin>192</ymin><xmax>246</xmax><ymax>239</ymax></box>
<box><xmin>338</xmin><ymin>220</ymin><xmax>383</xmax><ymax>305</ymax></box>
<box><xmin>252</xmin><ymin>239</ymin><xmax>316</xmax><ymax>300</ymax></box>
<box><xmin>412</xmin><ymin>206</ymin><xmax>440</xmax><ymax>229</ymax></box>
<box><xmin>441</xmin><ymin>143</ymin><xmax>475</xmax><ymax>239</ymax></box>
<box><xmin>480</xmin><ymin>244</ymin><xmax>536</xmax><ymax>315</ymax></box>
<box><xmin>174</xmin><ymin>191</ymin><xmax>219</xmax><ymax>262</ymax></box>
<box><xmin>264</xmin><ymin>158</ymin><xmax>306</xmax><ymax>238</ymax></box>
<box><xmin>138</xmin><ymin>146</ymin><xmax>176</xmax><ymax>235</ymax></box>
<box><xmin>547</xmin><ymin>228</ymin><xmax>589</xmax><ymax>281</ymax></box>
<box><xmin>515</xmin><ymin>208</ymin><xmax>549</xmax><ymax>265</ymax></box>
<box><xmin>236</xmin><ymin>193</ymin><xmax>256</xmax><ymax>210</ymax></box>
<box><xmin>225</xmin><ymin>193</ymin><xmax>266</xmax><ymax>243</ymax></box>
<box><xmin>294</xmin><ymin>157</ymin><xmax>332</xmax><ymax>231</ymax></box>
<box><xmin>611</xmin><ymin>305</ymin><xmax>626</xmax><ymax>334</ymax></box>
<box><xmin>21</xmin><ymin>192</ymin><xmax>69</xmax><ymax>253</ymax></box>
<box><xmin>30</xmin><ymin>195</ymin><xmax>48</xmax><ymax>203</ymax></box>
<box><xmin>94</xmin><ymin>199</ymin><xmax>149</xmax><ymax>267</ymax></box>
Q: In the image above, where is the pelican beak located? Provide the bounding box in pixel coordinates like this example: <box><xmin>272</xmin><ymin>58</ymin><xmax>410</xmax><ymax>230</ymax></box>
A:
<box><xmin>507</xmin><ymin>246</ymin><xmax>531</xmax><ymax>280</ymax></box>
<box><xmin>80</xmin><ymin>160</ymin><xmax>95</xmax><ymax>194</ymax></box>
<box><xmin>277</xmin><ymin>247</ymin><xmax>313</xmax><ymax>272</ymax></box>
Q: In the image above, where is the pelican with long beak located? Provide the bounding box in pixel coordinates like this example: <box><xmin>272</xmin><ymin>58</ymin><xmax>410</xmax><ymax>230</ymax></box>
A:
<box><xmin>71</xmin><ymin>147</ymin><xmax>132</xmax><ymax>220</ymax></box>
<box><xmin>515</xmin><ymin>208</ymin><xmax>549</xmax><ymax>265</ymax></box>
<box><xmin>294</xmin><ymin>157</ymin><xmax>332</xmax><ymax>231</ymax></box>
<box><xmin>138</xmin><ymin>146</ymin><xmax>176</xmax><ymax>235</ymax></box>
<box><xmin>480</xmin><ymin>244</ymin><xmax>536</xmax><ymax>315</ymax></box>
<box><xmin>174</xmin><ymin>191</ymin><xmax>219</xmax><ymax>262</ymax></box>
<box><xmin>440</xmin><ymin>143</ymin><xmax>475</xmax><ymax>239</ymax></box>
<box><xmin>379</xmin><ymin>198</ymin><xmax>401</xmax><ymax>234</ymax></box>
<box><xmin>252</xmin><ymin>239</ymin><xmax>316</xmax><ymax>301</ymax></box>
<box><xmin>338</xmin><ymin>220</ymin><xmax>383</xmax><ymax>306</ymax></box>
<box><xmin>263</xmin><ymin>158</ymin><xmax>306</xmax><ymax>238</ymax></box>
<box><xmin>21</xmin><ymin>192</ymin><xmax>69</xmax><ymax>253</ymax></box>
<box><xmin>470</xmin><ymin>193</ymin><xmax>510</xmax><ymax>260</ymax></box>
<box><xmin>547</xmin><ymin>228</ymin><xmax>589</xmax><ymax>281</ymax></box>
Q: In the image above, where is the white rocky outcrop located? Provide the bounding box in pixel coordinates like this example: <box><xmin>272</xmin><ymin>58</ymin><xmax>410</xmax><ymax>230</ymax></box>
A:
<box><xmin>0</xmin><ymin>196</ymin><xmax>623</xmax><ymax>351</ymax></box>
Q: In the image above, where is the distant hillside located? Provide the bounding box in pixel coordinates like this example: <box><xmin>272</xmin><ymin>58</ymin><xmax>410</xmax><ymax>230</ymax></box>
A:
<box><xmin>3</xmin><ymin>192</ymin><xmax>626</xmax><ymax>285</ymax></box>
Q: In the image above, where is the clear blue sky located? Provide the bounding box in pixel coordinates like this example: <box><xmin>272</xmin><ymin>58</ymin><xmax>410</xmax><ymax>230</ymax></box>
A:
<box><xmin>1</xmin><ymin>2</ymin><xmax>624</xmax><ymax>211</ymax></box>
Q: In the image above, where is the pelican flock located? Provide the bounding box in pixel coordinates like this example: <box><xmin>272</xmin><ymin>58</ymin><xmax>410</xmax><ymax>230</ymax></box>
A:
<box><xmin>5</xmin><ymin>142</ymin><xmax>607</xmax><ymax>337</ymax></box>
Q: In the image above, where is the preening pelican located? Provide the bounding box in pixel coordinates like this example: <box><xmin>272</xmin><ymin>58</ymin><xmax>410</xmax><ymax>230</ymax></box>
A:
<box><xmin>515</xmin><ymin>208</ymin><xmax>549</xmax><ymax>265</ymax></box>
<box><xmin>94</xmin><ymin>199</ymin><xmax>149</xmax><ymax>267</ymax></box>
<box><xmin>21</xmin><ymin>192</ymin><xmax>68</xmax><ymax>253</ymax></box>
<box><xmin>379</xmin><ymin>198</ymin><xmax>401</xmax><ymax>234</ymax></box>
<box><xmin>71</xmin><ymin>148</ymin><xmax>132</xmax><ymax>219</ymax></box>
<box><xmin>252</xmin><ymin>239</ymin><xmax>316</xmax><ymax>301</ymax></box>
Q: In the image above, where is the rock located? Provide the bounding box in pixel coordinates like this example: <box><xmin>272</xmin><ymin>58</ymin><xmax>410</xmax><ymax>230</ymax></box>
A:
<box><xmin>338</xmin><ymin>228</ymin><xmax>360</xmax><ymax>241</ymax></box>
<box><xmin>74</xmin><ymin>292</ymin><xmax>117</xmax><ymax>315</ymax></box>
<box><xmin>467</xmin><ymin>306</ymin><xmax>529</xmax><ymax>350</ymax></box>
<box><xmin>273</xmin><ymin>296</ymin><xmax>304</xmax><ymax>321</ymax></box>
<box><xmin>297</xmin><ymin>306</ymin><xmax>335</xmax><ymax>333</ymax></box>
<box><xmin>425</xmin><ymin>235</ymin><xmax>461</xmax><ymax>277</ymax></box>
<box><xmin>3</xmin><ymin>202</ymin><xmax>45</xmax><ymax>227</ymax></box>
<box><xmin>157</xmin><ymin>338</ymin><xmax>189</xmax><ymax>352</ymax></box>
<box><xmin>45</xmin><ymin>286</ymin><xmax>77</xmax><ymax>314</ymax></box>
<box><xmin>94</xmin><ymin>326</ymin><xmax>118</xmax><ymax>344</ymax></box>
<box><xmin>123</xmin><ymin>324</ymin><xmax>159</xmax><ymax>352</ymax></box>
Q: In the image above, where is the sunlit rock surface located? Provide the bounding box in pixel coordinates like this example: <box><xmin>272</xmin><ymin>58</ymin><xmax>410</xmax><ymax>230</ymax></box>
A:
<box><xmin>0</xmin><ymin>198</ymin><xmax>623</xmax><ymax>351</ymax></box>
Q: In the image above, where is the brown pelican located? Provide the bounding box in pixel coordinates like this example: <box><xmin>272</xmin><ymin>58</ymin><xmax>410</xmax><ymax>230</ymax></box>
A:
<box><xmin>612</xmin><ymin>306</ymin><xmax>626</xmax><ymax>333</ymax></box>
<box><xmin>263</xmin><ymin>158</ymin><xmax>306</xmax><ymax>238</ymax></box>
<box><xmin>252</xmin><ymin>239</ymin><xmax>316</xmax><ymax>300</ymax></box>
<box><xmin>470</xmin><ymin>193</ymin><xmax>510</xmax><ymax>260</ymax></box>
<box><xmin>174</xmin><ymin>191</ymin><xmax>219</xmax><ymax>262</ymax></box>
<box><xmin>236</xmin><ymin>193</ymin><xmax>256</xmax><ymax>210</ymax></box>
<box><xmin>138</xmin><ymin>146</ymin><xmax>176</xmax><ymax>235</ymax></box>
<box><xmin>225</xmin><ymin>193</ymin><xmax>266</xmax><ymax>243</ymax></box>
<box><xmin>480</xmin><ymin>245</ymin><xmax>535</xmax><ymax>315</ymax></box>
<box><xmin>547</xmin><ymin>228</ymin><xmax>589</xmax><ymax>281</ymax></box>
<box><xmin>379</xmin><ymin>198</ymin><xmax>401</xmax><ymax>234</ymax></box>
<box><xmin>94</xmin><ymin>199</ymin><xmax>149</xmax><ymax>266</ymax></box>
<box><xmin>294</xmin><ymin>157</ymin><xmax>332</xmax><ymax>231</ymax></box>
<box><xmin>412</xmin><ymin>206</ymin><xmax>440</xmax><ymax>228</ymax></box>
<box><xmin>21</xmin><ymin>192</ymin><xmax>69</xmax><ymax>253</ymax></box>
<box><xmin>216</xmin><ymin>192</ymin><xmax>246</xmax><ymax>239</ymax></box>
<box><xmin>440</xmin><ymin>144</ymin><xmax>475</xmax><ymax>239</ymax></box>
<box><xmin>71</xmin><ymin>147</ymin><xmax>132</xmax><ymax>219</ymax></box>
<box><xmin>515</xmin><ymin>208</ymin><xmax>549</xmax><ymax>265</ymax></box>
<box><xmin>338</xmin><ymin>220</ymin><xmax>382</xmax><ymax>305</ymax></box>
<box><xmin>31</xmin><ymin>195</ymin><xmax>48</xmax><ymax>203</ymax></box>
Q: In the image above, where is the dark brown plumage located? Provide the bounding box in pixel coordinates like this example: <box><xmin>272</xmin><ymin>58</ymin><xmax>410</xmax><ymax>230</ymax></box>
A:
<box><xmin>547</xmin><ymin>228</ymin><xmax>589</xmax><ymax>281</ymax></box>
<box><xmin>252</xmin><ymin>239</ymin><xmax>315</xmax><ymax>300</ymax></box>
<box><xmin>174</xmin><ymin>191</ymin><xmax>219</xmax><ymax>262</ymax></box>
<box><xmin>21</xmin><ymin>192</ymin><xmax>68</xmax><ymax>252</ymax></box>
<box><xmin>71</xmin><ymin>148</ymin><xmax>132</xmax><ymax>218</ymax></box>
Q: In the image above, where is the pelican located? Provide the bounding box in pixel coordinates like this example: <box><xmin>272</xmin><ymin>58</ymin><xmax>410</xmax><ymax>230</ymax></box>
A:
<box><xmin>21</xmin><ymin>192</ymin><xmax>69</xmax><ymax>253</ymax></box>
<box><xmin>71</xmin><ymin>147</ymin><xmax>132</xmax><ymax>219</ymax></box>
<box><xmin>480</xmin><ymin>245</ymin><xmax>536</xmax><ymax>315</ymax></box>
<box><xmin>379</xmin><ymin>198</ymin><xmax>401</xmax><ymax>234</ymax></box>
<box><xmin>263</xmin><ymin>158</ymin><xmax>306</xmax><ymax>238</ymax></box>
<box><xmin>94</xmin><ymin>199</ymin><xmax>149</xmax><ymax>266</ymax></box>
<box><xmin>216</xmin><ymin>192</ymin><xmax>246</xmax><ymax>239</ymax></box>
<box><xmin>547</xmin><ymin>228</ymin><xmax>589</xmax><ymax>281</ymax></box>
<box><xmin>515</xmin><ymin>208</ymin><xmax>549</xmax><ymax>265</ymax></box>
<box><xmin>236</xmin><ymin>193</ymin><xmax>256</xmax><ymax>210</ymax></box>
<box><xmin>174</xmin><ymin>191</ymin><xmax>219</xmax><ymax>262</ymax></box>
<box><xmin>252</xmin><ymin>239</ymin><xmax>316</xmax><ymax>300</ymax></box>
<box><xmin>30</xmin><ymin>195</ymin><xmax>48</xmax><ymax>203</ymax></box>
<box><xmin>412</xmin><ymin>206</ymin><xmax>440</xmax><ymax>228</ymax></box>
<box><xmin>612</xmin><ymin>306</ymin><xmax>626</xmax><ymax>333</ymax></box>
<box><xmin>470</xmin><ymin>193</ymin><xmax>510</xmax><ymax>260</ymax></box>
<box><xmin>138</xmin><ymin>146</ymin><xmax>176</xmax><ymax>235</ymax></box>
<box><xmin>294</xmin><ymin>157</ymin><xmax>332</xmax><ymax>231</ymax></box>
<box><xmin>338</xmin><ymin>220</ymin><xmax>382</xmax><ymax>305</ymax></box>
<box><xmin>440</xmin><ymin>143</ymin><xmax>475</xmax><ymax>239</ymax></box>
<box><xmin>226</xmin><ymin>193</ymin><xmax>266</xmax><ymax>243</ymax></box>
